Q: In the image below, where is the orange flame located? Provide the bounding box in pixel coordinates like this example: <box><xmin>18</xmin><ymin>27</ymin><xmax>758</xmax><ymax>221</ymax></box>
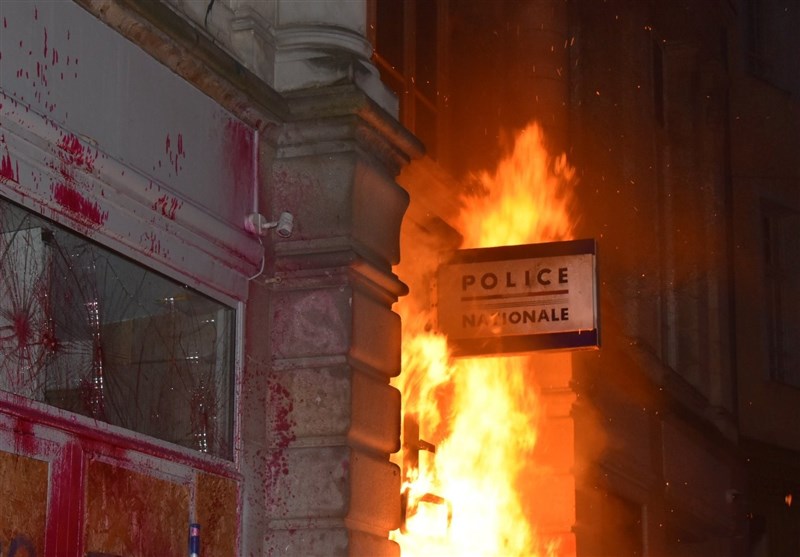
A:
<box><xmin>459</xmin><ymin>123</ymin><xmax>576</xmax><ymax>249</ymax></box>
<box><xmin>392</xmin><ymin>123</ymin><xmax>577</xmax><ymax>556</ymax></box>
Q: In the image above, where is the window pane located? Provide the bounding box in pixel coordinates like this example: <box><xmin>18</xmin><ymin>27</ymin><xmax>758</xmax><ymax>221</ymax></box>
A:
<box><xmin>415</xmin><ymin>0</ymin><xmax>438</xmax><ymax>99</ymax></box>
<box><xmin>764</xmin><ymin>208</ymin><xmax>800</xmax><ymax>387</ymax></box>
<box><xmin>376</xmin><ymin>0</ymin><xmax>405</xmax><ymax>72</ymax></box>
<box><xmin>415</xmin><ymin>97</ymin><xmax>438</xmax><ymax>159</ymax></box>
<box><xmin>0</xmin><ymin>197</ymin><xmax>234</xmax><ymax>459</ymax></box>
<box><xmin>747</xmin><ymin>0</ymin><xmax>800</xmax><ymax>95</ymax></box>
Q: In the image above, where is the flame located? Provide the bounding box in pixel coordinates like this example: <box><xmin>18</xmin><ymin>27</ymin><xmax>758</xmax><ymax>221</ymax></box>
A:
<box><xmin>459</xmin><ymin>124</ymin><xmax>576</xmax><ymax>248</ymax></box>
<box><xmin>392</xmin><ymin>123</ymin><xmax>576</xmax><ymax>556</ymax></box>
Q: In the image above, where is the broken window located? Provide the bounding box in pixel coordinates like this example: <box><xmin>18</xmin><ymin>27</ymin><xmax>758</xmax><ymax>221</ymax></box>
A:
<box><xmin>763</xmin><ymin>203</ymin><xmax>800</xmax><ymax>388</ymax></box>
<box><xmin>746</xmin><ymin>0</ymin><xmax>800</xmax><ymax>96</ymax></box>
<box><xmin>0</xmin><ymin>196</ymin><xmax>234</xmax><ymax>459</ymax></box>
<box><xmin>369</xmin><ymin>0</ymin><xmax>445</xmax><ymax>159</ymax></box>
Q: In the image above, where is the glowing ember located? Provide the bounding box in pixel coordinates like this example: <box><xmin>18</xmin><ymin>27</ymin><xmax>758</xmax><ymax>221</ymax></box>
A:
<box><xmin>392</xmin><ymin>123</ymin><xmax>577</xmax><ymax>556</ymax></box>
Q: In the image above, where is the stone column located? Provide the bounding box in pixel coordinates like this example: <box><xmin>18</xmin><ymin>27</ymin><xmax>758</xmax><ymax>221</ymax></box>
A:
<box><xmin>228</xmin><ymin>0</ymin><xmax>398</xmax><ymax>114</ymax></box>
<box><xmin>530</xmin><ymin>352</ymin><xmax>578</xmax><ymax>557</ymax></box>
<box><xmin>258</xmin><ymin>86</ymin><xmax>422</xmax><ymax>556</ymax></box>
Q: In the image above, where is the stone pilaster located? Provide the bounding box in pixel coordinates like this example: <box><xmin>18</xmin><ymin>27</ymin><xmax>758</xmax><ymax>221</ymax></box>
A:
<box><xmin>530</xmin><ymin>352</ymin><xmax>578</xmax><ymax>557</ymax></box>
<box><xmin>228</xmin><ymin>0</ymin><xmax>398</xmax><ymax>113</ymax></box>
<box><xmin>259</xmin><ymin>85</ymin><xmax>422</xmax><ymax>556</ymax></box>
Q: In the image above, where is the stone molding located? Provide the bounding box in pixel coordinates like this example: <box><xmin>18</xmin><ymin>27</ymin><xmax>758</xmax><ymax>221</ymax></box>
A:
<box><xmin>74</xmin><ymin>0</ymin><xmax>289</xmax><ymax>126</ymax></box>
<box><xmin>258</xmin><ymin>65</ymin><xmax>418</xmax><ymax>557</ymax></box>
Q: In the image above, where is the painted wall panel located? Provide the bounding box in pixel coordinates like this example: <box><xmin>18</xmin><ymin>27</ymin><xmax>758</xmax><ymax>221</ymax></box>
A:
<box><xmin>85</xmin><ymin>459</ymin><xmax>190</xmax><ymax>557</ymax></box>
<box><xmin>196</xmin><ymin>471</ymin><xmax>239</xmax><ymax>557</ymax></box>
<box><xmin>0</xmin><ymin>449</ymin><xmax>48</xmax><ymax>556</ymax></box>
<box><xmin>0</xmin><ymin>402</ymin><xmax>242</xmax><ymax>557</ymax></box>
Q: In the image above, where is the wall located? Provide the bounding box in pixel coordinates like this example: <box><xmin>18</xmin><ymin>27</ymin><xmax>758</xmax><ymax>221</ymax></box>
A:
<box><xmin>729</xmin><ymin>1</ymin><xmax>800</xmax><ymax>552</ymax></box>
<box><xmin>0</xmin><ymin>1</ymin><xmax>262</xmax><ymax>301</ymax></box>
<box><xmin>0</xmin><ymin>1</ymin><xmax>421</xmax><ymax>556</ymax></box>
<box><xmin>568</xmin><ymin>0</ymin><xmax>744</xmax><ymax>553</ymax></box>
<box><xmin>0</xmin><ymin>1</ymin><xmax>257</xmax><ymax>554</ymax></box>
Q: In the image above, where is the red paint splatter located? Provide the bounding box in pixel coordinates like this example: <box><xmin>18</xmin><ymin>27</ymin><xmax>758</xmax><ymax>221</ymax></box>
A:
<box><xmin>225</xmin><ymin>119</ymin><xmax>253</xmax><ymax>198</ymax></box>
<box><xmin>141</xmin><ymin>231</ymin><xmax>162</xmax><ymax>256</ymax></box>
<box><xmin>48</xmin><ymin>132</ymin><xmax>107</xmax><ymax>229</ymax></box>
<box><xmin>52</xmin><ymin>183</ymin><xmax>108</xmax><ymax>227</ymax></box>
<box><xmin>164</xmin><ymin>131</ymin><xmax>187</xmax><ymax>175</ymax></box>
<box><xmin>57</xmin><ymin>133</ymin><xmax>95</xmax><ymax>173</ymax></box>
<box><xmin>266</xmin><ymin>379</ymin><xmax>296</xmax><ymax>501</ymax></box>
<box><xmin>13</xmin><ymin>417</ymin><xmax>40</xmax><ymax>455</ymax></box>
<box><xmin>34</xmin><ymin>7</ymin><xmax>38</xmax><ymax>20</ymax></box>
<box><xmin>0</xmin><ymin>152</ymin><xmax>17</xmax><ymax>182</ymax></box>
<box><xmin>151</xmin><ymin>194</ymin><xmax>182</xmax><ymax>220</ymax></box>
<box><xmin>12</xmin><ymin>310</ymin><xmax>33</xmax><ymax>348</ymax></box>
<box><xmin>43</xmin><ymin>27</ymin><xmax>48</xmax><ymax>58</ymax></box>
<box><xmin>47</xmin><ymin>441</ymin><xmax>82</xmax><ymax>552</ymax></box>
<box><xmin>39</xmin><ymin>322</ymin><xmax>60</xmax><ymax>354</ymax></box>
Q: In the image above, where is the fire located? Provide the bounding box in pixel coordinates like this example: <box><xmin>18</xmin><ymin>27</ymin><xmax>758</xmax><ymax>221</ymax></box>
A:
<box><xmin>459</xmin><ymin>124</ymin><xmax>575</xmax><ymax>248</ymax></box>
<box><xmin>392</xmin><ymin>123</ymin><xmax>576</xmax><ymax>556</ymax></box>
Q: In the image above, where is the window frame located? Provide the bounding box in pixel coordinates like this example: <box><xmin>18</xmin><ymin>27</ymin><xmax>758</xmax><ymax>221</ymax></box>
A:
<box><xmin>0</xmin><ymin>196</ymin><xmax>241</xmax><ymax>459</ymax></box>
<box><xmin>367</xmin><ymin>0</ymin><xmax>451</xmax><ymax>161</ymax></box>
<box><xmin>762</xmin><ymin>201</ymin><xmax>800</xmax><ymax>388</ymax></box>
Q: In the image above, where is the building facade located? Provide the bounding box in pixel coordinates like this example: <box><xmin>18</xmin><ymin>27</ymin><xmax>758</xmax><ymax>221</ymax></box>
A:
<box><xmin>0</xmin><ymin>0</ymin><xmax>416</xmax><ymax>555</ymax></box>
<box><xmin>0</xmin><ymin>1</ymin><xmax>798</xmax><ymax>556</ymax></box>
<box><xmin>380</xmin><ymin>0</ymin><xmax>800</xmax><ymax>556</ymax></box>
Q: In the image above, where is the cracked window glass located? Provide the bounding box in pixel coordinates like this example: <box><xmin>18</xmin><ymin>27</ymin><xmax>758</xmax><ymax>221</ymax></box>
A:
<box><xmin>0</xmin><ymin>196</ymin><xmax>234</xmax><ymax>459</ymax></box>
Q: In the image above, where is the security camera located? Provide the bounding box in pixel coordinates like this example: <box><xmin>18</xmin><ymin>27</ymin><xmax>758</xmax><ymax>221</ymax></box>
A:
<box><xmin>244</xmin><ymin>211</ymin><xmax>294</xmax><ymax>238</ymax></box>
<box><xmin>275</xmin><ymin>212</ymin><xmax>294</xmax><ymax>238</ymax></box>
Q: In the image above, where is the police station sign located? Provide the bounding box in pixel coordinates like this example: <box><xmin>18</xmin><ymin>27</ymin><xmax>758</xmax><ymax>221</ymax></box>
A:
<box><xmin>437</xmin><ymin>239</ymin><xmax>599</xmax><ymax>357</ymax></box>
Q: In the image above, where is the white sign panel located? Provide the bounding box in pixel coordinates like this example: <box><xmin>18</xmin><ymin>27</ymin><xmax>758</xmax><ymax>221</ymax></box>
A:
<box><xmin>437</xmin><ymin>239</ymin><xmax>599</xmax><ymax>356</ymax></box>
